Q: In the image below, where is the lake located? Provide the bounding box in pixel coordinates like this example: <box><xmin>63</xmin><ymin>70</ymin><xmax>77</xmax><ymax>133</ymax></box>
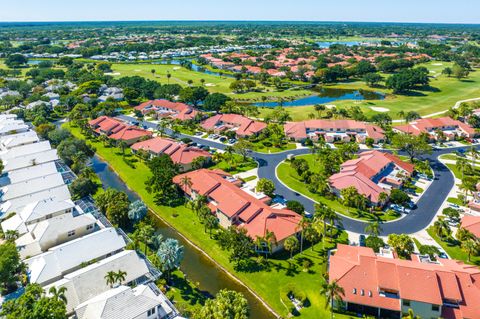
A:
<box><xmin>254</xmin><ymin>87</ymin><xmax>384</xmax><ymax>107</ymax></box>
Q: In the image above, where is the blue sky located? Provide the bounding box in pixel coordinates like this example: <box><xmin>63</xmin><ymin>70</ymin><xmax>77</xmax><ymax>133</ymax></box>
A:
<box><xmin>0</xmin><ymin>0</ymin><xmax>477</xmax><ymax>24</ymax></box>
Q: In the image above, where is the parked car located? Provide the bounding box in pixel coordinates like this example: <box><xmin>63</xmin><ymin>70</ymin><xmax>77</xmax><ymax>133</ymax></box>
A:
<box><xmin>438</xmin><ymin>251</ymin><xmax>448</xmax><ymax>259</ymax></box>
<box><xmin>448</xmin><ymin>203</ymin><xmax>460</xmax><ymax>209</ymax></box>
<box><xmin>208</xmin><ymin>134</ymin><xmax>215</xmax><ymax>139</ymax></box>
<box><xmin>228</xmin><ymin>138</ymin><xmax>237</xmax><ymax>144</ymax></box>
<box><xmin>219</xmin><ymin>136</ymin><xmax>227</xmax><ymax>142</ymax></box>
<box><xmin>194</xmin><ymin>131</ymin><xmax>204</xmax><ymax>136</ymax></box>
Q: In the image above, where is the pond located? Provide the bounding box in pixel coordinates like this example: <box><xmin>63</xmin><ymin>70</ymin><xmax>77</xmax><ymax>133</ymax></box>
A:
<box><xmin>91</xmin><ymin>155</ymin><xmax>276</xmax><ymax>319</ymax></box>
<box><xmin>254</xmin><ymin>87</ymin><xmax>384</xmax><ymax>107</ymax></box>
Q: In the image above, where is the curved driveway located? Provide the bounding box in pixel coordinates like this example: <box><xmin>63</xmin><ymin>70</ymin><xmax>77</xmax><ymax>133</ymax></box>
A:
<box><xmin>117</xmin><ymin>114</ymin><xmax>471</xmax><ymax>235</ymax></box>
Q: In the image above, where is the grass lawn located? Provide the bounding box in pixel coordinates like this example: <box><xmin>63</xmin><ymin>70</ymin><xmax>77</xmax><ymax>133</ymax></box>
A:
<box><xmin>445</xmin><ymin>163</ymin><xmax>480</xmax><ymax>180</ymax></box>
<box><xmin>427</xmin><ymin>227</ymin><xmax>480</xmax><ymax>266</ymax></box>
<box><xmin>250</xmin><ymin>140</ymin><xmax>297</xmax><ymax>154</ymax></box>
<box><xmin>276</xmin><ymin>155</ymin><xmax>400</xmax><ymax>222</ymax></box>
<box><xmin>65</xmin><ymin>123</ymin><xmax>357</xmax><ymax>319</ymax></box>
<box><xmin>258</xmin><ymin>62</ymin><xmax>480</xmax><ymax>121</ymax></box>
<box><xmin>447</xmin><ymin>197</ymin><xmax>464</xmax><ymax>206</ymax></box>
<box><xmin>210</xmin><ymin>154</ymin><xmax>257</xmax><ymax>174</ymax></box>
<box><xmin>109</xmin><ymin>62</ymin><xmax>312</xmax><ymax>102</ymax></box>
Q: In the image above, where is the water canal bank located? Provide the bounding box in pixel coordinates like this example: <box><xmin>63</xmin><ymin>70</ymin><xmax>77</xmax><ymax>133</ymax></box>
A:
<box><xmin>91</xmin><ymin>155</ymin><xmax>278</xmax><ymax>319</ymax></box>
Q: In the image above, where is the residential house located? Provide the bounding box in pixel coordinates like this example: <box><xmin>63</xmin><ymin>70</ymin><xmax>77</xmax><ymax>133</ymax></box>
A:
<box><xmin>201</xmin><ymin>114</ymin><xmax>267</xmax><ymax>138</ymax></box>
<box><xmin>26</xmin><ymin>228</ymin><xmax>126</xmax><ymax>286</ymax></box>
<box><xmin>89</xmin><ymin>116</ymin><xmax>152</xmax><ymax>146</ymax></box>
<box><xmin>0</xmin><ymin>130</ymin><xmax>39</xmax><ymax>150</ymax></box>
<box><xmin>0</xmin><ymin>161</ymin><xmax>59</xmax><ymax>186</ymax></box>
<box><xmin>74</xmin><ymin>284</ymin><xmax>177</xmax><ymax>319</ymax></box>
<box><xmin>1</xmin><ymin>198</ymin><xmax>75</xmax><ymax>235</ymax></box>
<box><xmin>131</xmin><ymin>137</ymin><xmax>211</xmax><ymax>171</ymax></box>
<box><xmin>15</xmin><ymin>213</ymin><xmax>97</xmax><ymax>259</ymax></box>
<box><xmin>460</xmin><ymin>215</ymin><xmax>480</xmax><ymax>239</ymax></box>
<box><xmin>0</xmin><ymin>173</ymin><xmax>65</xmax><ymax>203</ymax></box>
<box><xmin>329</xmin><ymin>151</ymin><xmax>414</xmax><ymax>205</ymax></box>
<box><xmin>0</xmin><ymin>184</ymin><xmax>71</xmax><ymax>219</ymax></box>
<box><xmin>0</xmin><ymin>140</ymin><xmax>52</xmax><ymax>161</ymax></box>
<box><xmin>135</xmin><ymin>99</ymin><xmax>198</xmax><ymax>121</ymax></box>
<box><xmin>393</xmin><ymin>117</ymin><xmax>476</xmax><ymax>141</ymax></box>
<box><xmin>44</xmin><ymin>250</ymin><xmax>151</xmax><ymax>313</ymax></box>
<box><xmin>284</xmin><ymin>120</ymin><xmax>385</xmax><ymax>143</ymax></box>
<box><xmin>0</xmin><ymin>119</ymin><xmax>29</xmax><ymax>136</ymax></box>
<box><xmin>1</xmin><ymin>149</ymin><xmax>59</xmax><ymax>173</ymax></box>
<box><xmin>173</xmin><ymin>169</ymin><xmax>302</xmax><ymax>252</ymax></box>
<box><xmin>329</xmin><ymin>244</ymin><xmax>480</xmax><ymax>319</ymax></box>
<box><xmin>98</xmin><ymin>85</ymin><xmax>124</xmax><ymax>102</ymax></box>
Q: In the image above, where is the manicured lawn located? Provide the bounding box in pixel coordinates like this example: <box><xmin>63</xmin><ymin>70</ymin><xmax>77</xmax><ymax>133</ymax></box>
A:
<box><xmin>276</xmin><ymin>155</ymin><xmax>400</xmax><ymax>222</ymax></box>
<box><xmin>427</xmin><ymin>227</ymin><xmax>480</xmax><ymax>266</ymax></box>
<box><xmin>250</xmin><ymin>140</ymin><xmax>297</xmax><ymax>154</ymax></box>
<box><xmin>210</xmin><ymin>154</ymin><xmax>257</xmax><ymax>174</ymax></box>
<box><xmin>445</xmin><ymin>163</ymin><xmax>480</xmax><ymax>180</ymax></box>
<box><xmin>447</xmin><ymin>197</ymin><xmax>464</xmax><ymax>206</ymax></box>
<box><xmin>65</xmin><ymin>123</ymin><xmax>355</xmax><ymax>319</ymax></box>
<box><xmin>259</xmin><ymin>62</ymin><xmax>480</xmax><ymax>120</ymax></box>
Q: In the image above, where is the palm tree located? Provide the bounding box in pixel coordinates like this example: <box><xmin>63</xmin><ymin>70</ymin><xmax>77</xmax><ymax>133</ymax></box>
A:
<box><xmin>179</xmin><ymin>176</ymin><xmax>192</xmax><ymax>193</ymax></box>
<box><xmin>151</xmin><ymin>69</ymin><xmax>156</xmax><ymax>77</ymax></box>
<box><xmin>200</xmin><ymin>78</ymin><xmax>205</xmax><ymax>86</ymax></box>
<box><xmin>166</xmin><ymin>72</ymin><xmax>171</xmax><ymax>84</ymax></box>
<box><xmin>118</xmin><ymin>140</ymin><xmax>128</xmax><ymax>157</ymax></box>
<box><xmin>365</xmin><ymin>221</ymin><xmax>382</xmax><ymax>237</ymax></box>
<box><xmin>456</xmin><ymin>157</ymin><xmax>470</xmax><ymax>180</ymax></box>
<box><xmin>433</xmin><ymin>218</ymin><xmax>451</xmax><ymax>240</ymax></box>
<box><xmin>105</xmin><ymin>271</ymin><xmax>117</xmax><ymax>287</ymax></box>
<box><xmin>297</xmin><ymin>217</ymin><xmax>311</xmax><ymax>253</ymax></box>
<box><xmin>314</xmin><ymin>203</ymin><xmax>329</xmax><ymax>239</ymax></box>
<box><xmin>320</xmin><ymin>279</ymin><xmax>345</xmax><ymax>319</ymax></box>
<box><xmin>397</xmin><ymin>111</ymin><xmax>405</xmax><ymax>123</ymax></box>
<box><xmin>114</xmin><ymin>270</ymin><xmax>127</xmax><ymax>284</ymax></box>
<box><xmin>157</xmin><ymin>238</ymin><xmax>184</xmax><ymax>281</ymax></box>
<box><xmin>304</xmin><ymin>226</ymin><xmax>321</xmax><ymax>251</ymax></box>
<box><xmin>4</xmin><ymin>230</ymin><xmax>19</xmax><ymax>242</ymax></box>
<box><xmin>264</xmin><ymin>230</ymin><xmax>277</xmax><ymax>258</ymax></box>
<box><xmin>139</xmin><ymin>224</ymin><xmax>155</xmax><ymax>255</ymax></box>
<box><xmin>470</xmin><ymin>147</ymin><xmax>479</xmax><ymax>168</ymax></box>
<box><xmin>48</xmin><ymin>286</ymin><xmax>68</xmax><ymax>304</ymax></box>
<box><xmin>284</xmin><ymin>236</ymin><xmax>299</xmax><ymax>259</ymax></box>
<box><xmin>462</xmin><ymin>239</ymin><xmax>478</xmax><ymax>262</ymax></box>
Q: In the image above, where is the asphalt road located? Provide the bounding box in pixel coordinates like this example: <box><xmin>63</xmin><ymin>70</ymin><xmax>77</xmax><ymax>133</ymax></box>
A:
<box><xmin>117</xmin><ymin>114</ymin><xmax>471</xmax><ymax>236</ymax></box>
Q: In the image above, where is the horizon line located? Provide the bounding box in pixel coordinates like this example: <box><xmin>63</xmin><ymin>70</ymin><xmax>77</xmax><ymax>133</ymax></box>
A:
<box><xmin>0</xmin><ymin>19</ymin><xmax>479</xmax><ymax>26</ymax></box>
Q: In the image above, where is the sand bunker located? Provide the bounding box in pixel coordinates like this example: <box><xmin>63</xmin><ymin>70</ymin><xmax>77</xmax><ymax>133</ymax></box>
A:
<box><xmin>134</xmin><ymin>69</ymin><xmax>141</xmax><ymax>72</ymax></box>
<box><xmin>432</xmin><ymin>63</ymin><xmax>443</xmax><ymax>66</ymax></box>
<box><xmin>370</xmin><ymin>107</ymin><xmax>389</xmax><ymax>112</ymax></box>
<box><xmin>104</xmin><ymin>72</ymin><xmax>120</xmax><ymax>76</ymax></box>
<box><xmin>325</xmin><ymin>104</ymin><xmax>336</xmax><ymax>109</ymax></box>
<box><xmin>205</xmin><ymin>83</ymin><xmax>216</xmax><ymax>87</ymax></box>
<box><xmin>173</xmin><ymin>67</ymin><xmax>181</xmax><ymax>70</ymax></box>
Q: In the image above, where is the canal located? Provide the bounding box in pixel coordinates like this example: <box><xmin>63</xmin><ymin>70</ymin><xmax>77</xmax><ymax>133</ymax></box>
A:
<box><xmin>91</xmin><ymin>155</ymin><xmax>276</xmax><ymax>319</ymax></box>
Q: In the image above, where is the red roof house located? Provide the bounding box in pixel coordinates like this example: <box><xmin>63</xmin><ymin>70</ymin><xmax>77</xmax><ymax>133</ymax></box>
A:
<box><xmin>134</xmin><ymin>99</ymin><xmax>198</xmax><ymax>121</ymax></box>
<box><xmin>284</xmin><ymin>120</ymin><xmax>385</xmax><ymax>144</ymax></box>
<box><xmin>460</xmin><ymin>215</ymin><xmax>480</xmax><ymax>239</ymax></box>
<box><xmin>88</xmin><ymin>116</ymin><xmax>152</xmax><ymax>145</ymax></box>
<box><xmin>173</xmin><ymin>169</ymin><xmax>301</xmax><ymax>252</ymax></box>
<box><xmin>394</xmin><ymin>117</ymin><xmax>476</xmax><ymax>141</ymax></box>
<box><xmin>201</xmin><ymin>114</ymin><xmax>267</xmax><ymax>138</ymax></box>
<box><xmin>131</xmin><ymin>137</ymin><xmax>211</xmax><ymax>171</ymax></box>
<box><xmin>329</xmin><ymin>244</ymin><xmax>480</xmax><ymax>319</ymax></box>
<box><xmin>328</xmin><ymin>151</ymin><xmax>414</xmax><ymax>205</ymax></box>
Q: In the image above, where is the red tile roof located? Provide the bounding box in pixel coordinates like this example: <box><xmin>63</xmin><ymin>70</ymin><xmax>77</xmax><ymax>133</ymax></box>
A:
<box><xmin>329</xmin><ymin>151</ymin><xmax>413</xmax><ymax>203</ymax></box>
<box><xmin>330</xmin><ymin>245</ymin><xmax>480</xmax><ymax>318</ymax></box>
<box><xmin>201</xmin><ymin>114</ymin><xmax>267</xmax><ymax>137</ymax></box>
<box><xmin>173</xmin><ymin>169</ymin><xmax>301</xmax><ymax>241</ymax></box>
<box><xmin>394</xmin><ymin>117</ymin><xmax>476</xmax><ymax>138</ymax></box>
<box><xmin>461</xmin><ymin>215</ymin><xmax>480</xmax><ymax>239</ymax></box>
<box><xmin>89</xmin><ymin>116</ymin><xmax>152</xmax><ymax>142</ymax></box>
<box><xmin>134</xmin><ymin>99</ymin><xmax>198</xmax><ymax>121</ymax></box>
<box><xmin>131</xmin><ymin>137</ymin><xmax>211</xmax><ymax>166</ymax></box>
<box><xmin>284</xmin><ymin>120</ymin><xmax>385</xmax><ymax>141</ymax></box>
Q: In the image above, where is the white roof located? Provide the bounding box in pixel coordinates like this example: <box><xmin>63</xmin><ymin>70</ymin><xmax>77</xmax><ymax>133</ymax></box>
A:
<box><xmin>46</xmin><ymin>250</ymin><xmax>150</xmax><ymax>313</ymax></box>
<box><xmin>0</xmin><ymin>140</ymin><xmax>51</xmax><ymax>161</ymax></box>
<box><xmin>0</xmin><ymin>213</ymin><xmax>28</xmax><ymax>234</ymax></box>
<box><xmin>0</xmin><ymin>121</ymin><xmax>29</xmax><ymax>135</ymax></box>
<box><xmin>2</xmin><ymin>149</ymin><xmax>58</xmax><ymax>172</ymax></box>
<box><xmin>0</xmin><ymin>130</ymin><xmax>39</xmax><ymax>150</ymax></box>
<box><xmin>16</xmin><ymin>213</ymin><xmax>97</xmax><ymax>259</ymax></box>
<box><xmin>0</xmin><ymin>114</ymin><xmax>18</xmax><ymax>122</ymax></box>
<box><xmin>1</xmin><ymin>173</ymin><xmax>65</xmax><ymax>202</ymax></box>
<box><xmin>26</xmin><ymin>228</ymin><xmax>126</xmax><ymax>286</ymax></box>
<box><xmin>74</xmin><ymin>284</ymin><xmax>173</xmax><ymax>319</ymax></box>
<box><xmin>20</xmin><ymin>198</ymin><xmax>75</xmax><ymax>224</ymax></box>
<box><xmin>0</xmin><ymin>184</ymin><xmax>71</xmax><ymax>218</ymax></box>
<box><xmin>0</xmin><ymin>162</ymin><xmax>59</xmax><ymax>186</ymax></box>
